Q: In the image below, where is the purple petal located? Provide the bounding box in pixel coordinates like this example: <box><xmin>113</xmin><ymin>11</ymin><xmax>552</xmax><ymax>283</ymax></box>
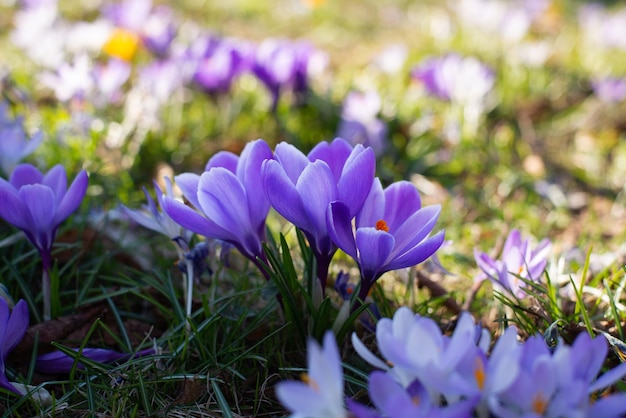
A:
<box><xmin>308</xmin><ymin>137</ymin><xmax>352</xmax><ymax>181</ymax></box>
<box><xmin>390</xmin><ymin>205</ymin><xmax>442</xmax><ymax>258</ymax></box>
<box><xmin>327</xmin><ymin>201</ymin><xmax>357</xmax><ymax>259</ymax></box>
<box><xmin>275</xmin><ymin>381</ymin><xmax>323</xmax><ymax>415</ymax></box>
<box><xmin>236</xmin><ymin>139</ymin><xmax>272</xmax><ymax>229</ymax></box>
<box><xmin>9</xmin><ymin>164</ymin><xmax>43</xmax><ymax>188</ymax></box>
<box><xmin>337</xmin><ymin>146</ymin><xmax>375</xmax><ymax>217</ymax></box>
<box><xmin>274</xmin><ymin>142</ymin><xmax>309</xmax><ymax>183</ymax></box>
<box><xmin>19</xmin><ymin>185</ymin><xmax>56</xmax><ymax>246</ymax></box>
<box><xmin>356</xmin><ymin>228</ymin><xmax>395</xmax><ymax>282</ymax></box>
<box><xmin>0</xmin><ymin>187</ymin><xmax>31</xmax><ymax>230</ymax></box>
<box><xmin>42</xmin><ymin>165</ymin><xmax>68</xmax><ymax>205</ymax></box>
<box><xmin>262</xmin><ymin>159</ymin><xmax>311</xmax><ymax>232</ymax></box>
<box><xmin>198</xmin><ymin>169</ymin><xmax>260</xmax><ymax>257</ymax></box>
<box><xmin>54</xmin><ymin>170</ymin><xmax>88</xmax><ymax>226</ymax></box>
<box><xmin>296</xmin><ymin>160</ymin><xmax>337</xmax><ymax>237</ymax></box>
<box><xmin>382</xmin><ymin>181</ymin><xmax>422</xmax><ymax>232</ymax></box>
<box><xmin>357</xmin><ymin>178</ymin><xmax>384</xmax><ymax>228</ymax></box>
<box><xmin>2</xmin><ymin>300</ymin><xmax>29</xmax><ymax>359</ymax></box>
<box><xmin>174</xmin><ymin>173</ymin><xmax>201</xmax><ymax>209</ymax></box>
<box><xmin>385</xmin><ymin>230</ymin><xmax>445</xmax><ymax>271</ymax></box>
<box><xmin>36</xmin><ymin>347</ymin><xmax>154</xmax><ymax>374</ymax></box>
<box><xmin>162</xmin><ymin>196</ymin><xmax>233</xmax><ymax>241</ymax></box>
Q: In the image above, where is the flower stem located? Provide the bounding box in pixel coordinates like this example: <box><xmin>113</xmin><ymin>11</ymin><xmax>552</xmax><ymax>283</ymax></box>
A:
<box><xmin>42</xmin><ymin>266</ymin><xmax>51</xmax><ymax>322</ymax></box>
<box><xmin>184</xmin><ymin>259</ymin><xmax>194</xmax><ymax>333</ymax></box>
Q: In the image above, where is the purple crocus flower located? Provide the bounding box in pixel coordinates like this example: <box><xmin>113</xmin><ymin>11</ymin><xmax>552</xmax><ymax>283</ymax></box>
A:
<box><xmin>275</xmin><ymin>331</ymin><xmax>347</xmax><ymax>418</ymax></box>
<box><xmin>474</xmin><ymin>229</ymin><xmax>551</xmax><ymax>299</ymax></box>
<box><xmin>0</xmin><ymin>164</ymin><xmax>88</xmax><ymax>320</ymax></box>
<box><xmin>336</xmin><ymin>91</ymin><xmax>388</xmax><ymax>157</ymax></box>
<box><xmin>591</xmin><ymin>77</ymin><xmax>626</xmax><ymax>103</ymax></box>
<box><xmin>162</xmin><ymin>139</ymin><xmax>273</xmax><ymax>273</ymax></box>
<box><xmin>0</xmin><ymin>299</ymin><xmax>28</xmax><ymax>394</ymax></box>
<box><xmin>262</xmin><ymin>138</ymin><xmax>375</xmax><ymax>289</ymax></box>
<box><xmin>328</xmin><ymin>179</ymin><xmax>444</xmax><ymax>302</ymax></box>
<box><xmin>352</xmin><ymin>308</ymin><xmax>486</xmax><ymax>406</ymax></box>
<box><xmin>0</xmin><ymin>103</ymin><xmax>43</xmax><ymax>176</ymax></box>
<box><xmin>36</xmin><ymin>347</ymin><xmax>154</xmax><ymax>374</ymax></box>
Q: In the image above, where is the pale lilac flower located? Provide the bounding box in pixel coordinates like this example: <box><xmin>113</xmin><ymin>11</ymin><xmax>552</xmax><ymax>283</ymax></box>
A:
<box><xmin>275</xmin><ymin>331</ymin><xmax>346</xmax><ymax>418</ymax></box>
<box><xmin>579</xmin><ymin>5</ymin><xmax>626</xmax><ymax>51</ymax></box>
<box><xmin>262</xmin><ymin>138</ymin><xmax>375</xmax><ymax>288</ymax></box>
<box><xmin>0</xmin><ymin>299</ymin><xmax>29</xmax><ymax>394</ymax></box>
<box><xmin>328</xmin><ymin>179</ymin><xmax>444</xmax><ymax>302</ymax></box>
<box><xmin>352</xmin><ymin>308</ymin><xmax>482</xmax><ymax>404</ymax></box>
<box><xmin>40</xmin><ymin>54</ymin><xmax>95</xmax><ymax>103</ymax></box>
<box><xmin>121</xmin><ymin>177</ymin><xmax>190</xmax><ymax>242</ymax></box>
<box><xmin>163</xmin><ymin>139</ymin><xmax>273</xmax><ymax>269</ymax></box>
<box><xmin>0</xmin><ymin>103</ymin><xmax>43</xmax><ymax>176</ymax></box>
<box><xmin>591</xmin><ymin>77</ymin><xmax>626</xmax><ymax>103</ymax></box>
<box><xmin>137</xmin><ymin>59</ymin><xmax>184</xmax><ymax>104</ymax></box>
<box><xmin>372</xmin><ymin>43</ymin><xmax>407</xmax><ymax>74</ymax></box>
<box><xmin>474</xmin><ymin>229</ymin><xmax>552</xmax><ymax>298</ymax></box>
<box><xmin>93</xmin><ymin>59</ymin><xmax>131</xmax><ymax>106</ymax></box>
<box><xmin>336</xmin><ymin>91</ymin><xmax>388</xmax><ymax>156</ymax></box>
<box><xmin>410</xmin><ymin>53</ymin><xmax>495</xmax><ymax>106</ymax></box>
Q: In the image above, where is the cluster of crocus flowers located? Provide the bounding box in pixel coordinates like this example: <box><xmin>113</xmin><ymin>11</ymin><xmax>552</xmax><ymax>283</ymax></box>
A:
<box><xmin>474</xmin><ymin>228</ymin><xmax>552</xmax><ymax>299</ymax></box>
<box><xmin>156</xmin><ymin>137</ymin><xmax>443</xmax><ymax>309</ymax></box>
<box><xmin>0</xmin><ymin>164</ymin><xmax>88</xmax><ymax>320</ymax></box>
<box><xmin>277</xmin><ymin>307</ymin><xmax>626</xmax><ymax>417</ymax></box>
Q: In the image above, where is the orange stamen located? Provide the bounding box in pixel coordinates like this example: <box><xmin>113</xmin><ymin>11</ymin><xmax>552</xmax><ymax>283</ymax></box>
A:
<box><xmin>375</xmin><ymin>219</ymin><xmax>389</xmax><ymax>232</ymax></box>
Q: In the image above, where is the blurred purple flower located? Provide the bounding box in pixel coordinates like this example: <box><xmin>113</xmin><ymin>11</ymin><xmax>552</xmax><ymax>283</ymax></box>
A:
<box><xmin>0</xmin><ymin>164</ymin><xmax>88</xmax><ymax>320</ymax></box>
<box><xmin>40</xmin><ymin>54</ymin><xmax>94</xmax><ymax>103</ymax></box>
<box><xmin>336</xmin><ymin>91</ymin><xmax>387</xmax><ymax>156</ymax></box>
<box><xmin>262</xmin><ymin>138</ymin><xmax>375</xmax><ymax>288</ymax></box>
<box><xmin>275</xmin><ymin>331</ymin><xmax>346</xmax><ymax>418</ymax></box>
<box><xmin>0</xmin><ymin>299</ymin><xmax>29</xmax><ymax>394</ymax></box>
<box><xmin>328</xmin><ymin>179</ymin><xmax>444</xmax><ymax>302</ymax></box>
<box><xmin>93</xmin><ymin>58</ymin><xmax>131</xmax><ymax>106</ymax></box>
<box><xmin>36</xmin><ymin>347</ymin><xmax>154</xmax><ymax>374</ymax></box>
<box><xmin>591</xmin><ymin>77</ymin><xmax>626</xmax><ymax>103</ymax></box>
<box><xmin>474</xmin><ymin>229</ymin><xmax>551</xmax><ymax>299</ymax></box>
<box><xmin>137</xmin><ymin>59</ymin><xmax>184</xmax><ymax>104</ymax></box>
<box><xmin>252</xmin><ymin>39</ymin><xmax>326</xmax><ymax>110</ymax></box>
<box><xmin>0</xmin><ymin>103</ymin><xmax>43</xmax><ymax>176</ymax></box>
<box><xmin>163</xmin><ymin>139</ymin><xmax>273</xmax><ymax>270</ymax></box>
<box><xmin>410</xmin><ymin>53</ymin><xmax>495</xmax><ymax>105</ymax></box>
<box><xmin>102</xmin><ymin>0</ymin><xmax>151</xmax><ymax>33</ymax></box>
<box><xmin>192</xmin><ymin>37</ymin><xmax>253</xmax><ymax>95</ymax></box>
<box><xmin>141</xmin><ymin>5</ymin><xmax>176</xmax><ymax>57</ymax></box>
